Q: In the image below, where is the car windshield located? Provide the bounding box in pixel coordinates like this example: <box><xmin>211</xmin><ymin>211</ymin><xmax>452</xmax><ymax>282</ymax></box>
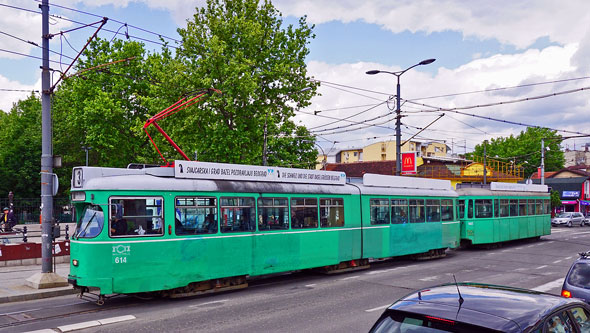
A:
<box><xmin>557</xmin><ymin>213</ymin><xmax>572</xmax><ymax>218</ymax></box>
<box><xmin>75</xmin><ymin>204</ymin><xmax>104</xmax><ymax>238</ymax></box>
<box><xmin>370</xmin><ymin>311</ymin><xmax>499</xmax><ymax>333</ymax></box>
<box><xmin>567</xmin><ymin>262</ymin><xmax>590</xmax><ymax>289</ymax></box>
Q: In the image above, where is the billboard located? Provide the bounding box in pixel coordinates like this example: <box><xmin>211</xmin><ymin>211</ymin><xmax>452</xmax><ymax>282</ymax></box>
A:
<box><xmin>401</xmin><ymin>152</ymin><xmax>417</xmax><ymax>175</ymax></box>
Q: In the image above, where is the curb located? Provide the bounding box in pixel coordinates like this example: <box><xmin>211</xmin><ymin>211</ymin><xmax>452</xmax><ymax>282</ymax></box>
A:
<box><xmin>0</xmin><ymin>286</ymin><xmax>78</xmax><ymax>304</ymax></box>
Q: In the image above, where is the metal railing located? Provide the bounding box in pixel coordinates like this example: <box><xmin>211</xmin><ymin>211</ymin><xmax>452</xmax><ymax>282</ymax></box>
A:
<box><xmin>0</xmin><ymin>197</ymin><xmax>72</xmax><ymax>225</ymax></box>
<box><xmin>0</xmin><ymin>224</ymin><xmax>70</xmax><ymax>244</ymax></box>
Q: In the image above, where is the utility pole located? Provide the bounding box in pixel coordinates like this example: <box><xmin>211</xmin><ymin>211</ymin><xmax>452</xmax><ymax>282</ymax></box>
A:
<box><xmin>27</xmin><ymin>0</ymin><xmax>67</xmax><ymax>289</ymax></box>
<box><xmin>483</xmin><ymin>140</ymin><xmax>487</xmax><ymax>184</ymax></box>
<box><xmin>541</xmin><ymin>138</ymin><xmax>545</xmax><ymax>185</ymax></box>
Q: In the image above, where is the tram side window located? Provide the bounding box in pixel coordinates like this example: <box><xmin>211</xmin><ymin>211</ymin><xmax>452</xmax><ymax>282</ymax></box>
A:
<box><xmin>519</xmin><ymin>199</ymin><xmax>527</xmax><ymax>216</ymax></box>
<box><xmin>220</xmin><ymin>197</ymin><xmax>256</xmax><ymax>233</ymax></box>
<box><xmin>468</xmin><ymin>200</ymin><xmax>473</xmax><ymax>219</ymax></box>
<box><xmin>175</xmin><ymin>197</ymin><xmax>217</xmax><ymax>235</ymax></box>
<box><xmin>528</xmin><ymin>200</ymin><xmax>535</xmax><ymax>216</ymax></box>
<box><xmin>258</xmin><ymin>198</ymin><xmax>289</xmax><ymax>230</ymax></box>
<box><xmin>109</xmin><ymin>197</ymin><xmax>164</xmax><ymax>237</ymax></box>
<box><xmin>458</xmin><ymin>200</ymin><xmax>465</xmax><ymax>219</ymax></box>
<box><xmin>320</xmin><ymin>198</ymin><xmax>345</xmax><ymax>228</ymax></box>
<box><xmin>536</xmin><ymin>199</ymin><xmax>543</xmax><ymax>215</ymax></box>
<box><xmin>509</xmin><ymin>199</ymin><xmax>519</xmax><ymax>216</ymax></box>
<box><xmin>441</xmin><ymin>199</ymin><xmax>454</xmax><ymax>221</ymax></box>
<box><xmin>291</xmin><ymin>198</ymin><xmax>318</xmax><ymax>229</ymax></box>
<box><xmin>392</xmin><ymin>199</ymin><xmax>408</xmax><ymax>224</ymax></box>
<box><xmin>545</xmin><ymin>199</ymin><xmax>551</xmax><ymax>214</ymax></box>
<box><xmin>499</xmin><ymin>199</ymin><xmax>510</xmax><ymax>217</ymax></box>
<box><xmin>426</xmin><ymin>199</ymin><xmax>440</xmax><ymax>222</ymax></box>
<box><xmin>370</xmin><ymin>199</ymin><xmax>390</xmax><ymax>225</ymax></box>
<box><xmin>494</xmin><ymin>199</ymin><xmax>499</xmax><ymax>218</ymax></box>
<box><xmin>475</xmin><ymin>199</ymin><xmax>493</xmax><ymax>218</ymax></box>
<box><xmin>409</xmin><ymin>199</ymin><xmax>425</xmax><ymax>223</ymax></box>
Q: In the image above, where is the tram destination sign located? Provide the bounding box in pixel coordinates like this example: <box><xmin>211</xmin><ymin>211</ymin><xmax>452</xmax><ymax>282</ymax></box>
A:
<box><xmin>174</xmin><ymin>161</ymin><xmax>346</xmax><ymax>185</ymax></box>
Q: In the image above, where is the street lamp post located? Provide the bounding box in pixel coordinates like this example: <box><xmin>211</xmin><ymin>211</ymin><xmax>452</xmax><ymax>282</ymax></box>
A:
<box><xmin>366</xmin><ymin>58</ymin><xmax>436</xmax><ymax>176</ymax></box>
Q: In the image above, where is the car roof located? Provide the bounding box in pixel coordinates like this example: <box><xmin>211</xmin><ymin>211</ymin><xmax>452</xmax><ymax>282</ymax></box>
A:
<box><xmin>388</xmin><ymin>283</ymin><xmax>587</xmax><ymax>331</ymax></box>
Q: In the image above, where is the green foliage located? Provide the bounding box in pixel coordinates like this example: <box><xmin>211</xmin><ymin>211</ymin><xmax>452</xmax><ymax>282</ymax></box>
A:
<box><xmin>550</xmin><ymin>190</ymin><xmax>561</xmax><ymax>211</ymax></box>
<box><xmin>0</xmin><ymin>95</ymin><xmax>42</xmax><ymax>198</ymax></box>
<box><xmin>173</xmin><ymin>0</ymin><xmax>319</xmax><ymax>165</ymax></box>
<box><xmin>467</xmin><ymin>127</ymin><xmax>564</xmax><ymax>178</ymax></box>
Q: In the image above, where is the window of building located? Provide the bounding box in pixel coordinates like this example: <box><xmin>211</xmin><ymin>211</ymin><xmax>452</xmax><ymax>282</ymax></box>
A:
<box><xmin>320</xmin><ymin>198</ymin><xmax>345</xmax><ymax>228</ymax></box>
<box><xmin>441</xmin><ymin>199</ymin><xmax>454</xmax><ymax>221</ymax></box>
<box><xmin>370</xmin><ymin>199</ymin><xmax>390</xmax><ymax>225</ymax></box>
<box><xmin>475</xmin><ymin>199</ymin><xmax>493</xmax><ymax>218</ymax></box>
<box><xmin>175</xmin><ymin>197</ymin><xmax>217</xmax><ymax>235</ymax></box>
<box><xmin>109</xmin><ymin>197</ymin><xmax>163</xmax><ymax>237</ymax></box>
<box><xmin>519</xmin><ymin>199</ymin><xmax>527</xmax><ymax>216</ymax></box>
<box><xmin>509</xmin><ymin>199</ymin><xmax>519</xmax><ymax>216</ymax></box>
<box><xmin>220</xmin><ymin>197</ymin><xmax>256</xmax><ymax>233</ymax></box>
<box><xmin>426</xmin><ymin>199</ymin><xmax>441</xmax><ymax>222</ymax></box>
<box><xmin>392</xmin><ymin>199</ymin><xmax>408</xmax><ymax>224</ymax></box>
<box><xmin>499</xmin><ymin>199</ymin><xmax>510</xmax><ymax>217</ymax></box>
<box><xmin>409</xmin><ymin>199</ymin><xmax>425</xmax><ymax>223</ymax></box>
<box><xmin>291</xmin><ymin>198</ymin><xmax>318</xmax><ymax>229</ymax></box>
<box><xmin>257</xmin><ymin>198</ymin><xmax>289</xmax><ymax>231</ymax></box>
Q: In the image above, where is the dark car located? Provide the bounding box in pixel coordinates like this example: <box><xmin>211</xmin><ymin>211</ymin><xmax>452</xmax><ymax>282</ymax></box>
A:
<box><xmin>370</xmin><ymin>282</ymin><xmax>590</xmax><ymax>332</ymax></box>
<box><xmin>562</xmin><ymin>251</ymin><xmax>590</xmax><ymax>303</ymax></box>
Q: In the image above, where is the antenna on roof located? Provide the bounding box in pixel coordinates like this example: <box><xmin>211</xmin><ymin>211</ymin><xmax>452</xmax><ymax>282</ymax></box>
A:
<box><xmin>453</xmin><ymin>274</ymin><xmax>464</xmax><ymax>306</ymax></box>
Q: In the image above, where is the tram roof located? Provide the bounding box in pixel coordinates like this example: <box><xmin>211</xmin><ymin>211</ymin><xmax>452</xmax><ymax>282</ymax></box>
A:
<box><xmin>71</xmin><ymin>167</ymin><xmax>458</xmax><ymax>197</ymax></box>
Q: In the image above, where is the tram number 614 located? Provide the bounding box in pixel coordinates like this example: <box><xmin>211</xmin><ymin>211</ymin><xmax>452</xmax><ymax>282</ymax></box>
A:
<box><xmin>114</xmin><ymin>257</ymin><xmax>127</xmax><ymax>264</ymax></box>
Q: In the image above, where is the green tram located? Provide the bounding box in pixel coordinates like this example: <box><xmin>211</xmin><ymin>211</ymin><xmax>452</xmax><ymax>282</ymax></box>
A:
<box><xmin>68</xmin><ymin>161</ymin><xmax>459</xmax><ymax>301</ymax></box>
<box><xmin>455</xmin><ymin>182</ymin><xmax>551</xmax><ymax>246</ymax></box>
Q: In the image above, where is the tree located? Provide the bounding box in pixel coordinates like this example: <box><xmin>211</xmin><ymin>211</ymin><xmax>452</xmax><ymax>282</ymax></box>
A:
<box><xmin>550</xmin><ymin>190</ymin><xmax>561</xmax><ymax>213</ymax></box>
<box><xmin>468</xmin><ymin>127</ymin><xmax>564</xmax><ymax>178</ymax></box>
<box><xmin>171</xmin><ymin>0</ymin><xmax>318</xmax><ymax>166</ymax></box>
<box><xmin>0</xmin><ymin>94</ymin><xmax>42</xmax><ymax>198</ymax></box>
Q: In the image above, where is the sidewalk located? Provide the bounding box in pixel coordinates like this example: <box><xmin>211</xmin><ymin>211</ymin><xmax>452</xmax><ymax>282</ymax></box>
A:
<box><xmin>0</xmin><ymin>262</ymin><xmax>76</xmax><ymax>303</ymax></box>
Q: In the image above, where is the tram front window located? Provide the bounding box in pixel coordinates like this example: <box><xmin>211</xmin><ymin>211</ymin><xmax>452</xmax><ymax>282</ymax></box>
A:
<box><xmin>75</xmin><ymin>204</ymin><xmax>104</xmax><ymax>238</ymax></box>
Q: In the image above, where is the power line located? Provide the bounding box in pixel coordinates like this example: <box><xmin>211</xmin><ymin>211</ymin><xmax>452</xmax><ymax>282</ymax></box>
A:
<box><xmin>404</xmin><ymin>86</ymin><xmax>590</xmax><ymax>136</ymax></box>
<box><xmin>313</xmin><ymin>79</ymin><xmax>391</xmax><ymax>96</ymax></box>
<box><xmin>296</xmin><ymin>109</ymin><xmax>395</xmax><ymax>133</ymax></box>
<box><xmin>309</xmin><ymin>99</ymin><xmax>388</xmax><ymax>130</ymax></box>
<box><xmin>0</xmin><ymin>48</ymin><xmax>69</xmax><ymax>66</ymax></box>
<box><xmin>35</xmin><ymin>0</ymin><xmax>182</xmax><ymax>44</ymax></box>
<box><xmin>412</xmin><ymin>75</ymin><xmax>590</xmax><ymax>101</ymax></box>
<box><xmin>0</xmin><ymin>88</ymin><xmax>39</xmax><ymax>93</ymax></box>
<box><xmin>0</xmin><ymin>30</ymin><xmax>76</xmax><ymax>61</ymax></box>
<box><xmin>318</xmin><ymin>81</ymin><xmax>384</xmax><ymax>101</ymax></box>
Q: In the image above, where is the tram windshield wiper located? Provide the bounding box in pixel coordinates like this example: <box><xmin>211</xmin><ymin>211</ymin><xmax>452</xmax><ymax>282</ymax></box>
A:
<box><xmin>75</xmin><ymin>212</ymin><xmax>97</xmax><ymax>239</ymax></box>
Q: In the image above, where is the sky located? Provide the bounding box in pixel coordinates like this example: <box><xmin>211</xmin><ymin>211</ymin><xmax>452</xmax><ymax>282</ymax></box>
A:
<box><xmin>2</xmin><ymin>0</ymin><xmax>590</xmax><ymax>161</ymax></box>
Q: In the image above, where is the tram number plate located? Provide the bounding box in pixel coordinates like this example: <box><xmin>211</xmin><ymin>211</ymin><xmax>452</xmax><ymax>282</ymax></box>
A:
<box><xmin>114</xmin><ymin>256</ymin><xmax>128</xmax><ymax>264</ymax></box>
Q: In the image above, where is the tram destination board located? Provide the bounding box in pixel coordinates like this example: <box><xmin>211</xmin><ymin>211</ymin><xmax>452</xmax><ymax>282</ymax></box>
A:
<box><xmin>174</xmin><ymin>161</ymin><xmax>347</xmax><ymax>185</ymax></box>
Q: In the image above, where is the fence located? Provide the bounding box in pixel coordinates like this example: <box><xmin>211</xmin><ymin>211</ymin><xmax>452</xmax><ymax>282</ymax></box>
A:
<box><xmin>0</xmin><ymin>197</ymin><xmax>72</xmax><ymax>225</ymax></box>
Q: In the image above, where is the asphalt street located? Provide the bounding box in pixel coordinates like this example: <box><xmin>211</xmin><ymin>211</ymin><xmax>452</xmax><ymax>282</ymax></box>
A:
<box><xmin>2</xmin><ymin>226</ymin><xmax>589</xmax><ymax>332</ymax></box>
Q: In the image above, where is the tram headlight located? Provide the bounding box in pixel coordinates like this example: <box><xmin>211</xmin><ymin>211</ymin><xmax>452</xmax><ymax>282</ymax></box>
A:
<box><xmin>71</xmin><ymin>191</ymin><xmax>86</xmax><ymax>201</ymax></box>
<box><xmin>72</xmin><ymin>259</ymin><xmax>79</xmax><ymax>267</ymax></box>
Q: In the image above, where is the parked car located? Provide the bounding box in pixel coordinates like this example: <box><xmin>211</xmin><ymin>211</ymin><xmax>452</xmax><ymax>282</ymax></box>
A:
<box><xmin>369</xmin><ymin>282</ymin><xmax>590</xmax><ymax>332</ymax></box>
<box><xmin>584</xmin><ymin>214</ymin><xmax>590</xmax><ymax>226</ymax></box>
<box><xmin>552</xmin><ymin>212</ymin><xmax>585</xmax><ymax>227</ymax></box>
<box><xmin>562</xmin><ymin>251</ymin><xmax>590</xmax><ymax>303</ymax></box>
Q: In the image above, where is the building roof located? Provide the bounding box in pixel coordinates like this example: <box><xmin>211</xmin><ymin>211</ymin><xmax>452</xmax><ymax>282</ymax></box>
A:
<box><xmin>325</xmin><ymin>160</ymin><xmax>395</xmax><ymax>177</ymax></box>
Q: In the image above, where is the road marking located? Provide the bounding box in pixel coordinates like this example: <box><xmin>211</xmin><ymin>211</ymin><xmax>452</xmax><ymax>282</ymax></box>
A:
<box><xmin>566</xmin><ymin>256</ymin><xmax>573</xmax><ymax>260</ymax></box>
<box><xmin>515</xmin><ymin>247</ymin><xmax>524</xmax><ymax>250</ymax></box>
<box><xmin>550</xmin><ymin>229</ymin><xmax>567</xmax><ymax>233</ymax></box>
<box><xmin>57</xmin><ymin>315</ymin><xmax>136</xmax><ymax>332</ymax></box>
<box><xmin>366</xmin><ymin>267</ymin><xmax>406</xmax><ymax>275</ymax></box>
<box><xmin>532</xmin><ymin>278</ymin><xmax>564</xmax><ymax>292</ymax></box>
<box><xmin>305</xmin><ymin>284</ymin><xmax>316</xmax><ymax>288</ymax></box>
<box><xmin>189</xmin><ymin>299</ymin><xmax>229</xmax><ymax>308</ymax></box>
<box><xmin>419</xmin><ymin>276</ymin><xmax>438</xmax><ymax>282</ymax></box>
<box><xmin>340</xmin><ymin>275</ymin><xmax>360</xmax><ymax>281</ymax></box>
<box><xmin>553</xmin><ymin>260</ymin><xmax>562</xmax><ymax>264</ymax></box>
<box><xmin>536</xmin><ymin>265</ymin><xmax>548</xmax><ymax>269</ymax></box>
<box><xmin>526</xmin><ymin>245</ymin><xmax>536</xmax><ymax>248</ymax></box>
<box><xmin>572</xmin><ymin>231</ymin><xmax>590</xmax><ymax>235</ymax></box>
<box><xmin>365</xmin><ymin>304</ymin><xmax>390</xmax><ymax>313</ymax></box>
<box><xmin>501</xmin><ymin>249</ymin><xmax>510</xmax><ymax>252</ymax></box>
<box><xmin>487</xmin><ymin>252</ymin><xmax>496</xmax><ymax>255</ymax></box>
<box><xmin>547</xmin><ymin>241</ymin><xmax>555</xmax><ymax>243</ymax></box>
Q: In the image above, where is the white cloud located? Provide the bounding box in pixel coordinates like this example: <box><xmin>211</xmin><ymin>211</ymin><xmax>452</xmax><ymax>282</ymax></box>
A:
<box><xmin>274</xmin><ymin>0</ymin><xmax>590</xmax><ymax>49</ymax></box>
<box><xmin>0</xmin><ymin>75</ymin><xmax>39</xmax><ymax>112</ymax></box>
<box><xmin>303</xmin><ymin>42</ymin><xmax>590</xmax><ymax>153</ymax></box>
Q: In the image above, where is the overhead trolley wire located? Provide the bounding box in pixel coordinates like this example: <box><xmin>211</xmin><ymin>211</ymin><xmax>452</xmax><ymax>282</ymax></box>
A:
<box><xmin>309</xmin><ymin>99</ymin><xmax>389</xmax><ymax>130</ymax></box>
<box><xmin>0</xmin><ymin>30</ymin><xmax>76</xmax><ymax>61</ymax></box>
<box><xmin>404</xmin><ymin>85</ymin><xmax>590</xmax><ymax>136</ymax></box>
<box><xmin>0</xmin><ymin>48</ymin><xmax>69</xmax><ymax>66</ymax></box>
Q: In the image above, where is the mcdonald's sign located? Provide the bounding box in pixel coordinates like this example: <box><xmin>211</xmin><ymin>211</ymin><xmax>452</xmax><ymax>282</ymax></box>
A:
<box><xmin>401</xmin><ymin>152</ymin><xmax>417</xmax><ymax>175</ymax></box>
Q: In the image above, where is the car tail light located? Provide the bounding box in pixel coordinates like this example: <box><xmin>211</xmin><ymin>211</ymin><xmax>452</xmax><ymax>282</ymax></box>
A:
<box><xmin>562</xmin><ymin>289</ymin><xmax>572</xmax><ymax>298</ymax></box>
<box><xmin>425</xmin><ymin>315</ymin><xmax>455</xmax><ymax>325</ymax></box>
